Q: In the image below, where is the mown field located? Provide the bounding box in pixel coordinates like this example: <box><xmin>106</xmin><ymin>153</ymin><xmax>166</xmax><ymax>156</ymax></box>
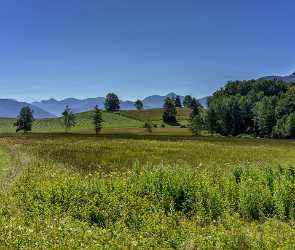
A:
<box><xmin>0</xmin><ymin>133</ymin><xmax>294</xmax><ymax>249</ymax></box>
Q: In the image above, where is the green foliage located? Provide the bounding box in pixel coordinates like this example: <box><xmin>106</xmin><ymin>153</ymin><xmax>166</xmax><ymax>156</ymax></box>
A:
<box><xmin>144</xmin><ymin>121</ymin><xmax>153</xmax><ymax>133</ymax></box>
<box><xmin>14</xmin><ymin>106</ymin><xmax>34</xmax><ymax>133</ymax></box>
<box><xmin>183</xmin><ymin>95</ymin><xmax>193</xmax><ymax>108</ymax></box>
<box><xmin>190</xmin><ymin>114</ymin><xmax>202</xmax><ymax>135</ymax></box>
<box><xmin>62</xmin><ymin>106</ymin><xmax>76</xmax><ymax>132</ymax></box>
<box><xmin>104</xmin><ymin>93</ymin><xmax>120</xmax><ymax>112</ymax></box>
<box><xmin>162</xmin><ymin>97</ymin><xmax>177</xmax><ymax>124</ymax></box>
<box><xmin>253</xmin><ymin>96</ymin><xmax>277</xmax><ymax>137</ymax></box>
<box><xmin>208</xmin><ymin>79</ymin><xmax>290</xmax><ymax>137</ymax></box>
<box><xmin>286</xmin><ymin>112</ymin><xmax>295</xmax><ymax>138</ymax></box>
<box><xmin>275</xmin><ymin>87</ymin><xmax>295</xmax><ymax>119</ymax></box>
<box><xmin>0</xmin><ymin>134</ymin><xmax>295</xmax><ymax>248</ymax></box>
<box><xmin>189</xmin><ymin>99</ymin><xmax>203</xmax><ymax>136</ymax></box>
<box><xmin>93</xmin><ymin>105</ymin><xmax>103</xmax><ymax>134</ymax></box>
<box><xmin>134</xmin><ymin>99</ymin><xmax>143</xmax><ymax>110</ymax></box>
<box><xmin>175</xmin><ymin>95</ymin><xmax>182</xmax><ymax>107</ymax></box>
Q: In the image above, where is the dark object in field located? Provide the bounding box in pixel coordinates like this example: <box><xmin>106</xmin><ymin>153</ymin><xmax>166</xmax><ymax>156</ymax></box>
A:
<box><xmin>14</xmin><ymin>106</ymin><xmax>34</xmax><ymax>133</ymax></box>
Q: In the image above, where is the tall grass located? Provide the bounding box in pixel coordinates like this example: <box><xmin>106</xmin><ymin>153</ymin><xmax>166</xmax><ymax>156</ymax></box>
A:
<box><xmin>0</xmin><ymin>161</ymin><xmax>294</xmax><ymax>249</ymax></box>
<box><xmin>0</xmin><ymin>134</ymin><xmax>294</xmax><ymax>248</ymax></box>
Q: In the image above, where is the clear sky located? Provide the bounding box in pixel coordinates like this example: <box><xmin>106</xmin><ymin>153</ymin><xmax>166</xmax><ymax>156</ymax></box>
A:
<box><xmin>1</xmin><ymin>0</ymin><xmax>295</xmax><ymax>102</ymax></box>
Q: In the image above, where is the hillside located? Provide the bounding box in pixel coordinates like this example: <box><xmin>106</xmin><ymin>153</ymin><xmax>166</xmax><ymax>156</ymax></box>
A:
<box><xmin>0</xmin><ymin>111</ymin><xmax>143</xmax><ymax>133</ymax></box>
<box><xmin>0</xmin><ymin>108</ymin><xmax>193</xmax><ymax>134</ymax></box>
<box><xmin>119</xmin><ymin>108</ymin><xmax>191</xmax><ymax>122</ymax></box>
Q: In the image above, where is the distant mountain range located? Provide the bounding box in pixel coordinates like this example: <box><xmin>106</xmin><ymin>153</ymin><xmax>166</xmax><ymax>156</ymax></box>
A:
<box><xmin>0</xmin><ymin>93</ymin><xmax>208</xmax><ymax>118</ymax></box>
<box><xmin>259</xmin><ymin>72</ymin><xmax>295</xmax><ymax>83</ymax></box>
<box><xmin>32</xmin><ymin>93</ymin><xmax>208</xmax><ymax>117</ymax></box>
<box><xmin>0</xmin><ymin>99</ymin><xmax>56</xmax><ymax>118</ymax></box>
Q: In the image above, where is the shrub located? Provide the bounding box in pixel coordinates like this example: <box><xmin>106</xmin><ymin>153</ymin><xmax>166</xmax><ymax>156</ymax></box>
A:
<box><xmin>144</xmin><ymin>121</ymin><xmax>153</xmax><ymax>133</ymax></box>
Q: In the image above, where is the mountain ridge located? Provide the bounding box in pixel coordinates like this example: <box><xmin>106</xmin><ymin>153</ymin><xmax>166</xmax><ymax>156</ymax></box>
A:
<box><xmin>259</xmin><ymin>71</ymin><xmax>295</xmax><ymax>83</ymax></box>
<box><xmin>33</xmin><ymin>93</ymin><xmax>208</xmax><ymax>117</ymax></box>
<box><xmin>0</xmin><ymin>99</ymin><xmax>56</xmax><ymax>118</ymax></box>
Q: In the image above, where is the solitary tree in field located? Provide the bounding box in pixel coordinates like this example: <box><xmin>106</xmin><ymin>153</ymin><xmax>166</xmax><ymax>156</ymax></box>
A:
<box><xmin>104</xmin><ymin>93</ymin><xmax>120</xmax><ymax>112</ymax></box>
<box><xmin>134</xmin><ymin>99</ymin><xmax>143</xmax><ymax>110</ymax></box>
<box><xmin>183</xmin><ymin>95</ymin><xmax>193</xmax><ymax>108</ymax></box>
<box><xmin>93</xmin><ymin>105</ymin><xmax>103</xmax><ymax>134</ymax></box>
<box><xmin>14</xmin><ymin>106</ymin><xmax>34</xmax><ymax>133</ymax></box>
<box><xmin>62</xmin><ymin>105</ymin><xmax>75</xmax><ymax>133</ymax></box>
<box><xmin>162</xmin><ymin>97</ymin><xmax>177</xmax><ymax>124</ymax></box>
<box><xmin>175</xmin><ymin>95</ymin><xmax>182</xmax><ymax>108</ymax></box>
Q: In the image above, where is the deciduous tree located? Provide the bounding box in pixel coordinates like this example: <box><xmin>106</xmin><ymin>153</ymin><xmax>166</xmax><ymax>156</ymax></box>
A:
<box><xmin>62</xmin><ymin>105</ymin><xmax>76</xmax><ymax>133</ymax></box>
<box><xmin>162</xmin><ymin>97</ymin><xmax>177</xmax><ymax>124</ymax></box>
<box><xmin>134</xmin><ymin>99</ymin><xmax>143</xmax><ymax>110</ymax></box>
<box><xmin>104</xmin><ymin>93</ymin><xmax>120</xmax><ymax>112</ymax></box>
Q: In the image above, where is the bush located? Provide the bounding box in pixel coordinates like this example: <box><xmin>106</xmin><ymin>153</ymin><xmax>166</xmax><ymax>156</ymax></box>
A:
<box><xmin>144</xmin><ymin>121</ymin><xmax>153</xmax><ymax>133</ymax></box>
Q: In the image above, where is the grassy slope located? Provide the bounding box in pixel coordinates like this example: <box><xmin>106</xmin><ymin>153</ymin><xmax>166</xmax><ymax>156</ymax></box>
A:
<box><xmin>0</xmin><ymin>108</ymin><xmax>193</xmax><ymax>134</ymax></box>
<box><xmin>119</xmin><ymin>107</ymin><xmax>191</xmax><ymax>122</ymax></box>
<box><xmin>0</xmin><ymin>111</ymin><xmax>144</xmax><ymax>133</ymax></box>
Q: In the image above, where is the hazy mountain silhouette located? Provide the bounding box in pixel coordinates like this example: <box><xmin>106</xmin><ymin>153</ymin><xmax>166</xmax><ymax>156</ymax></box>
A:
<box><xmin>0</xmin><ymin>93</ymin><xmax>208</xmax><ymax>118</ymax></box>
<box><xmin>0</xmin><ymin>99</ymin><xmax>56</xmax><ymax>118</ymax></box>
<box><xmin>259</xmin><ymin>72</ymin><xmax>295</xmax><ymax>83</ymax></box>
<box><xmin>33</xmin><ymin>93</ymin><xmax>208</xmax><ymax>116</ymax></box>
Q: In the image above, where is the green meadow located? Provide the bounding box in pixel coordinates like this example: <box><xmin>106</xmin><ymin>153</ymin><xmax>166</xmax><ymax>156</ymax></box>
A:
<box><xmin>0</xmin><ymin>109</ymin><xmax>294</xmax><ymax>248</ymax></box>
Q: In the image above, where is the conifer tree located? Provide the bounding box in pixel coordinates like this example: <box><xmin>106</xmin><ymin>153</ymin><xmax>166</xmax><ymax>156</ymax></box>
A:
<box><xmin>93</xmin><ymin>105</ymin><xmax>103</xmax><ymax>134</ymax></box>
<box><xmin>14</xmin><ymin>106</ymin><xmax>34</xmax><ymax>133</ymax></box>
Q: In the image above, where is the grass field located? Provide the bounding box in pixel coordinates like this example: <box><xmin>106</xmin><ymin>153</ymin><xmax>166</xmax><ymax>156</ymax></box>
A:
<box><xmin>0</xmin><ymin>108</ymin><xmax>191</xmax><ymax>134</ymax></box>
<box><xmin>0</xmin><ymin>111</ymin><xmax>144</xmax><ymax>134</ymax></box>
<box><xmin>119</xmin><ymin>107</ymin><xmax>191</xmax><ymax>123</ymax></box>
<box><xmin>0</xmin><ymin>133</ymin><xmax>294</xmax><ymax>248</ymax></box>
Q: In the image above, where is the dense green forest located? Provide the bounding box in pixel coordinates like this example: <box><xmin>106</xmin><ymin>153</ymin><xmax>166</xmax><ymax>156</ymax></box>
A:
<box><xmin>207</xmin><ymin>80</ymin><xmax>295</xmax><ymax>138</ymax></box>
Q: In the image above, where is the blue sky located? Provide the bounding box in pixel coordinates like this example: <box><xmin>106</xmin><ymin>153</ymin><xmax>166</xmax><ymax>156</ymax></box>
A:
<box><xmin>1</xmin><ymin>0</ymin><xmax>295</xmax><ymax>102</ymax></box>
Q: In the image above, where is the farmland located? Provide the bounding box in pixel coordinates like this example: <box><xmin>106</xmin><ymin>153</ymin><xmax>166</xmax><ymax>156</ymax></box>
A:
<box><xmin>0</xmin><ymin>108</ymin><xmax>294</xmax><ymax>248</ymax></box>
<box><xmin>0</xmin><ymin>132</ymin><xmax>294</xmax><ymax>248</ymax></box>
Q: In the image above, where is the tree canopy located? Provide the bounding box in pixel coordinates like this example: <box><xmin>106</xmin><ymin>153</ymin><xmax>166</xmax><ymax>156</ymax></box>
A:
<box><xmin>62</xmin><ymin>106</ymin><xmax>76</xmax><ymax>133</ymax></box>
<box><xmin>104</xmin><ymin>93</ymin><xmax>120</xmax><ymax>112</ymax></box>
<box><xmin>14</xmin><ymin>106</ymin><xmax>34</xmax><ymax>133</ymax></box>
<box><xmin>134</xmin><ymin>99</ymin><xmax>143</xmax><ymax>110</ymax></box>
<box><xmin>162</xmin><ymin>97</ymin><xmax>177</xmax><ymax>124</ymax></box>
<box><xmin>183</xmin><ymin>95</ymin><xmax>193</xmax><ymax>108</ymax></box>
<box><xmin>207</xmin><ymin>79</ymin><xmax>295</xmax><ymax>138</ymax></box>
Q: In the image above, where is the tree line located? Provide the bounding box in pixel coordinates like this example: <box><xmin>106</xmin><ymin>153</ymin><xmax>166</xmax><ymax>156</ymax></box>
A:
<box><xmin>14</xmin><ymin>93</ymin><xmax>120</xmax><ymax>134</ymax></box>
<box><xmin>207</xmin><ymin>79</ymin><xmax>295</xmax><ymax>138</ymax></box>
<box><xmin>14</xmin><ymin>92</ymin><xmax>205</xmax><ymax>135</ymax></box>
<box><xmin>16</xmin><ymin>79</ymin><xmax>295</xmax><ymax>139</ymax></box>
